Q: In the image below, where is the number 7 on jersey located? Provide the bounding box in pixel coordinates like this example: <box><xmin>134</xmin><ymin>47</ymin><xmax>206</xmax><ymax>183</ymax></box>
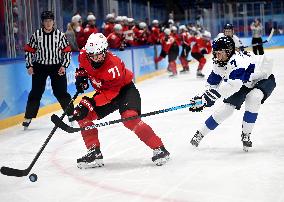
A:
<box><xmin>108</xmin><ymin>66</ymin><xmax>121</xmax><ymax>78</ymax></box>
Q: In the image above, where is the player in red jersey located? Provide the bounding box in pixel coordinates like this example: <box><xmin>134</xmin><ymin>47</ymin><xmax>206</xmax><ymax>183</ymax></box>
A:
<box><xmin>154</xmin><ymin>28</ymin><xmax>179</xmax><ymax>76</ymax></box>
<box><xmin>191</xmin><ymin>31</ymin><xmax>212</xmax><ymax>77</ymax></box>
<box><xmin>72</xmin><ymin>33</ymin><xmax>170</xmax><ymax>169</ymax></box>
<box><xmin>107</xmin><ymin>24</ymin><xmax>126</xmax><ymax>50</ymax></box>
<box><xmin>83</xmin><ymin>14</ymin><xmax>98</xmax><ymax>45</ymax></box>
<box><xmin>179</xmin><ymin>25</ymin><xmax>194</xmax><ymax>73</ymax></box>
<box><xmin>102</xmin><ymin>14</ymin><xmax>115</xmax><ymax>37</ymax></box>
<box><xmin>148</xmin><ymin>20</ymin><xmax>161</xmax><ymax>45</ymax></box>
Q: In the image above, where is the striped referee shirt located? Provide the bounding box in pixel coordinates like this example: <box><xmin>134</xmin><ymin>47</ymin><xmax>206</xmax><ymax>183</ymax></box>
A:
<box><xmin>24</xmin><ymin>28</ymin><xmax>71</xmax><ymax>68</ymax></box>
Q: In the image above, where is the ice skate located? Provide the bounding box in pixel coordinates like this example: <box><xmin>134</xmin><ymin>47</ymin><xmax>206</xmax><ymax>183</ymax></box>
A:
<box><xmin>77</xmin><ymin>146</ymin><xmax>104</xmax><ymax>169</ymax></box>
<box><xmin>22</xmin><ymin>118</ymin><xmax>32</xmax><ymax>130</ymax></box>
<box><xmin>152</xmin><ymin>146</ymin><xmax>170</xmax><ymax>166</ymax></box>
<box><xmin>241</xmin><ymin>133</ymin><xmax>252</xmax><ymax>152</ymax></box>
<box><xmin>180</xmin><ymin>68</ymin><xmax>189</xmax><ymax>74</ymax></box>
<box><xmin>190</xmin><ymin>130</ymin><xmax>204</xmax><ymax>147</ymax></box>
<box><xmin>169</xmin><ymin>73</ymin><xmax>177</xmax><ymax>77</ymax></box>
<box><xmin>196</xmin><ymin>70</ymin><xmax>205</xmax><ymax>78</ymax></box>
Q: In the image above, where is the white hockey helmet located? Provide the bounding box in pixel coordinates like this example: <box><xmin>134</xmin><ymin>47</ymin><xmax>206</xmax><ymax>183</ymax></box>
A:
<box><xmin>87</xmin><ymin>14</ymin><xmax>96</xmax><ymax>21</ymax></box>
<box><xmin>71</xmin><ymin>14</ymin><xmax>82</xmax><ymax>23</ymax></box>
<box><xmin>202</xmin><ymin>30</ymin><xmax>211</xmax><ymax>39</ymax></box>
<box><xmin>164</xmin><ymin>28</ymin><xmax>171</xmax><ymax>35</ymax></box>
<box><xmin>139</xmin><ymin>22</ymin><xmax>147</xmax><ymax>29</ymax></box>
<box><xmin>152</xmin><ymin>19</ymin><xmax>159</xmax><ymax>24</ymax></box>
<box><xmin>179</xmin><ymin>25</ymin><xmax>187</xmax><ymax>32</ymax></box>
<box><xmin>114</xmin><ymin>23</ymin><xmax>123</xmax><ymax>32</ymax></box>
<box><xmin>171</xmin><ymin>26</ymin><xmax>177</xmax><ymax>32</ymax></box>
<box><xmin>85</xmin><ymin>33</ymin><xmax>108</xmax><ymax>55</ymax></box>
<box><xmin>106</xmin><ymin>13</ymin><xmax>114</xmax><ymax>20</ymax></box>
<box><xmin>115</xmin><ymin>16</ymin><xmax>123</xmax><ymax>22</ymax></box>
<box><xmin>127</xmin><ymin>17</ymin><xmax>134</xmax><ymax>23</ymax></box>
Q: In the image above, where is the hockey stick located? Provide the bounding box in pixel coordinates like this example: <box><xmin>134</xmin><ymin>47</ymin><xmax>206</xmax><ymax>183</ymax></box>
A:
<box><xmin>0</xmin><ymin>91</ymin><xmax>80</xmax><ymax>177</ymax></box>
<box><xmin>51</xmin><ymin>101</ymin><xmax>202</xmax><ymax>133</ymax></box>
<box><xmin>242</xmin><ymin>28</ymin><xmax>274</xmax><ymax>49</ymax></box>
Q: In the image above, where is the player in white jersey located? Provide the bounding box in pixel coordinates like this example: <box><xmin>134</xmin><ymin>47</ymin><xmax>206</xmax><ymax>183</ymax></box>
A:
<box><xmin>216</xmin><ymin>23</ymin><xmax>243</xmax><ymax>50</ymax></box>
<box><xmin>188</xmin><ymin>36</ymin><xmax>276</xmax><ymax>152</ymax></box>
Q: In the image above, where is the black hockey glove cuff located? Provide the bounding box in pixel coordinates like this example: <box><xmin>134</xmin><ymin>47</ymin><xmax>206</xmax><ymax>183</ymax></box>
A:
<box><xmin>72</xmin><ymin>96</ymin><xmax>96</xmax><ymax>121</ymax></box>
<box><xmin>203</xmin><ymin>89</ymin><xmax>221</xmax><ymax>107</ymax></box>
<box><xmin>75</xmin><ymin>76</ymin><xmax>89</xmax><ymax>93</ymax></box>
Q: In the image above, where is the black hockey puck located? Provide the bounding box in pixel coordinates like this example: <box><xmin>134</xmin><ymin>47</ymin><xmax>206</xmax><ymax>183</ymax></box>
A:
<box><xmin>29</xmin><ymin>173</ymin><xmax>38</xmax><ymax>182</ymax></box>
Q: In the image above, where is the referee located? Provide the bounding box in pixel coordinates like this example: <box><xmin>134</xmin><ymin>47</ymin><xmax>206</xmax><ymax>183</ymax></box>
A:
<box><xmin>22</xmin><ymin>11</ymin><xmax>73</xmax><ymax>129</ymax></box>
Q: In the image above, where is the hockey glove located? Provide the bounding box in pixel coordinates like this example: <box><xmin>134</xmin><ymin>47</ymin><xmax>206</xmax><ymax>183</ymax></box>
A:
<box><xmin>203</xmin><ymin>89</ymin><xmax>221</xmax><ymax>107</ymax></box>
<box><xmin>75</xmin><ymin>76</ymin><xmax>89</xmax><ymax>93</ymax></box>
<box><xmin>189</xmin><ymin>95</ymin><xmax>205</xmax><ymax>112</ymax></box>
<box><xmin>72</xmin><ymin>96</ymin><xmax>96</xmax><ymax>121</ymax></box>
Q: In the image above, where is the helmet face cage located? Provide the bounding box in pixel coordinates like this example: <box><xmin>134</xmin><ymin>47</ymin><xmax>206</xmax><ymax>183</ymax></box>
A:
<box><xmin>85</xmin><ymin>33</ymin><xmax>108</xmax><ymax>66</ymax></box>
<box><xmin>212</xmin><ymin>37</ymin><xmax>235</xmax><ymax>66</ymax></box>
<box><xmin>41</xmin><ymin>11</ymin><xmax>55</xmax><ymax>22</ymax></box>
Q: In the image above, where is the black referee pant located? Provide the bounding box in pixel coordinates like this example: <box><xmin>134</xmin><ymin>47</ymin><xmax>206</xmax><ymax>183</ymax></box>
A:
<box><xmin>252</xmin><ymin>37</ymin><xmax>264</xmax><ymax>55</ymax></box>
<box><xmin>24</xmin><ymin>63</ymin><xmax>74</xmax><ymax>119</ymax></box>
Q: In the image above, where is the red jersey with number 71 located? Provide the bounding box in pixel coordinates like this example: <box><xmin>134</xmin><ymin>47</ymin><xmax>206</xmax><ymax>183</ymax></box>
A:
<box><xmin>78</xmin><ymin>49</ymin><xmax>133</xmax><ymax>106</ymax></box>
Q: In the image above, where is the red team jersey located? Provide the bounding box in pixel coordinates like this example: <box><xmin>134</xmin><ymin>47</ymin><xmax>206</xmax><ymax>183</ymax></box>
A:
<box><xmin>107</xmin><ymin>32</ymin><xmax>125</xmax><ymax>49</ymax></box>
<box><xmin>77</xmin><ymin>50</ymin><xmax>133</xmax><ymax>106</ymax></box>
<box><xmin>191</xmin><ymin>37</ymin><xmax>212</xmax><ymax>54</ymax></box>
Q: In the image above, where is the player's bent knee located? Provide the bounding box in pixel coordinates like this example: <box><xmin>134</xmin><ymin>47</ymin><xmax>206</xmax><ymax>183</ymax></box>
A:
<box><xmin>121</xmin><ymin>110</ymin><xmax>140</xmax><ymax>130</ymax></box>
<box><xmin>247</xmin><ymin>89</ymin><xmax>264</xmax><ymax>104</ymax></box>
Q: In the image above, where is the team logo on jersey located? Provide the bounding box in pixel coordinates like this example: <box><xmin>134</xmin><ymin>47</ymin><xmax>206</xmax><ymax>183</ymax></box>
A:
<box><xmin>91</xmin><ymin>78</ymin><xmax>102</xmax><ymax>88</ymax></box>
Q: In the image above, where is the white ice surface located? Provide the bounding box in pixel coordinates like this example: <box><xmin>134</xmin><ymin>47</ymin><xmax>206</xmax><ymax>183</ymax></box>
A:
<box><xmin>1</xmin><ymin>49</ymin><xmax>284</xmax><ymax>202</ymax></box>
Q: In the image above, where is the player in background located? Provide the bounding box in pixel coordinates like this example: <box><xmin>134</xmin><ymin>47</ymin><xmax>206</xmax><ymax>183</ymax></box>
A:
<box><xmin>179</xmin><ymin>25</ymin><xmax>194</xmax><ymax>73</ymax></box>
<box><xmin>188</xmin><ymin>37</ymin><xmax>276</xmax><ymax>152</ymax></box>
<box><xmin>102</xmin><ymin>13</ymin><xmax>115</xmax><ymax>37</ymax></box>
<box><xmin>148</xmin><ymin>19</ymin><xmax>161</xmax><ymax>45</ymax></box>
<box><xmin>154</xmin><ymin>28</ymin><xmax>179</xmax><ymax>77</ymax></box>
<box><xmin>107</xmin><ymin>24</ymin><xmax>126</xmax><ymax>50</ymax></box>
<box><xmin>191</xmin><ymin>31</ymin><xmax>212</xmax><ymax>78</ymax></box>
<box><xmin>133</xmin><ymin>22</ymin><xmax>149</xmax><ymax>46</ymax></box>
<box><xmin>216</xmin><ymin>23</ymin><xmax>243</xmax><ymax>51</ymax></box>
<box><xmin>83</xmin><ymin>13</ymin><xmax>98</xmax><ymax>45</ymax></box>
<box><xmin>72</xmin><ymin>33</ymin><xmax>170</xmax><ymax>169</ymax></box>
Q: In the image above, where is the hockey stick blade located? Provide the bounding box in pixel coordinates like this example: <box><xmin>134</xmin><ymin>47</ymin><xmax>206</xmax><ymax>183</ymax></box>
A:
<box><xmin>0</xmin><ymin>166</ymin><xmax>29</xmax><ymax>177</ymax></box>
<box><xmin>51</xmin><ymin>114</ymin><xmax>82</xmax><ymax>133</ymax></box>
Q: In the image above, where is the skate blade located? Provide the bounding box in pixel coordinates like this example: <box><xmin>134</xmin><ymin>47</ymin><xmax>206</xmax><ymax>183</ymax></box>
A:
<box><xmin>23</xmin><ymin>126</ymin><xmax>29</xmax><ymax>131</ymax></box>
<box><xmin>154</xmin><ymin>156</ymin><xmax>170</xmax><ymax>166</ymax></box>
<box><xmin>77</xmin><ymin>159</ymin><xmax>104</xmax><ymax>169</ymax></box>
<box><xmin>243</xmin><ymin>146</ymin><xmax>249</xmax><ymax>152</ymax></box>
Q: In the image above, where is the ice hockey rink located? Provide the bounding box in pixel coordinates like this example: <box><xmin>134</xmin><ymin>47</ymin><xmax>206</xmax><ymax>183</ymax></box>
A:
<box><xmin>0</xmin><ymin>48</ymin><xmax>283</xmax><ymax>202</ymax></box>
